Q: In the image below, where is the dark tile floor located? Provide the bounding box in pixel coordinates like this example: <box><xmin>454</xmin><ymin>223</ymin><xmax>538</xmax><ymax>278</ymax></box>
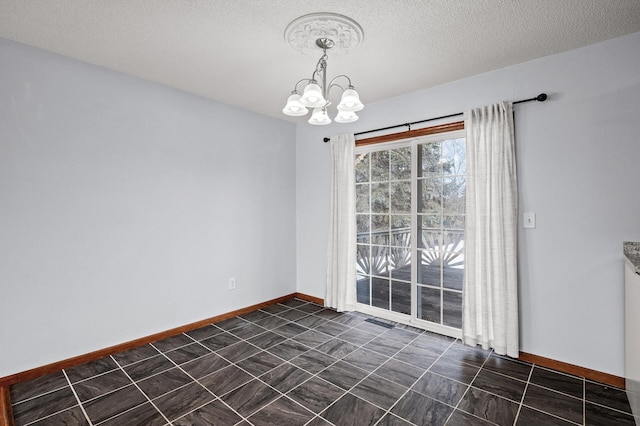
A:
<box><xmin>10</xmin><ymin>298</ymin><xmax>636</xmax><ymax>426</ymax></box>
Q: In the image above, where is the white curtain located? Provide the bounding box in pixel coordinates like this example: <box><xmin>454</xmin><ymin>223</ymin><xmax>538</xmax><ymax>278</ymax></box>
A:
<box><xmin>462</xmin><ymin>102</ymin><xmax>519</xmax><ymax>357</ymax></box>
<box><xmin>325</xmin><ymin>133</ymin><xmax>357</xmax><ymax>312</ymax></box>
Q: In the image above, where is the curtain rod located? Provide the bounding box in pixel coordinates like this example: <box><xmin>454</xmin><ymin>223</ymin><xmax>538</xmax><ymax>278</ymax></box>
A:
<box><xmin>323</xmin><ymin>93</ymin><xmax>547</xmax><ymax>143</ymax></box>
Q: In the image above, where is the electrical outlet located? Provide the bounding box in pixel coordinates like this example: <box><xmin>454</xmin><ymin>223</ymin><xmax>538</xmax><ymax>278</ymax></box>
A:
<box><xmin>523</xmin><ymin>212</ymin><xmax>536</xmax><ymax>229</ymax></box>
<box><xmin>228</xmin><ymin>277</ymin><xmax>237</xmax><ymax>290</ymax></box>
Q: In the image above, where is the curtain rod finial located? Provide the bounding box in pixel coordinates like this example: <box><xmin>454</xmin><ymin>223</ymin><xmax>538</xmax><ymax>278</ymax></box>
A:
<box><xmin>536</xmin><ymin>93</ymin><xmax>548</xmax><ymax>102</ymax></box>
<box><xmin>324</xmin><ymin>137</ymin><xmax>331</xmax><ymax>143</ymax></box>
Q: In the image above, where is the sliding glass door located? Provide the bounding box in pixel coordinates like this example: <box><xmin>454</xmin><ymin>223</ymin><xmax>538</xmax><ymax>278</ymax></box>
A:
<box><xmin>355</xmin><ymin>131</ymin><xmax>466</xmax><ymax>337</ymax></box>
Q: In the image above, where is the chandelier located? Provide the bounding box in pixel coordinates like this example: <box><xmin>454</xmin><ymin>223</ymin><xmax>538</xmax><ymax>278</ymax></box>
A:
<box><xmin>282</xmin><ymin>13</ymin><xmax>364</xmax><ymax>125</ymax></box>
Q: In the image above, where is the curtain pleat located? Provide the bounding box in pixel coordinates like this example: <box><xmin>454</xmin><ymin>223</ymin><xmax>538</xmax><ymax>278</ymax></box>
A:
<box><xmin>325</xmin><ymin>133</ymin><xmax>357</xmax><ymax>312</ymax></box>
<box><xmin>462</xmin><ymin>102</ymin><xmax>519</xmax><ymax>357</ymax></box>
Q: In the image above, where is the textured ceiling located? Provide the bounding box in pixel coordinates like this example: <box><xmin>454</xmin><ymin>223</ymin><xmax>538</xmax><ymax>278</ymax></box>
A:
<box><xmin>1</xmin><ymin>1</ymin><xmax>639</xmax><ymax>122</ymax></box>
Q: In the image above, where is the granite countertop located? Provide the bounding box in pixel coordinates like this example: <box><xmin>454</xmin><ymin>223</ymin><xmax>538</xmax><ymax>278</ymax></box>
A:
<box><xmin>624</xmin><ymin>242</ymin><xmax>640</xmax><ymax>275</ymax></box>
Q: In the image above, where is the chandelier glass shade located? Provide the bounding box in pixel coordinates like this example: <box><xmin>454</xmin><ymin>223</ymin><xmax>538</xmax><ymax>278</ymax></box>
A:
<box><xmin>308</xmin><ymin>107</ymin><xmax>332</xmax><ymax>125</ymax></box>
<box><xmin>300</xmin><ymin>82</ymin><xmax>326</xmax><ymax>107</ymax></box>
<box><xmin>334</xmin><ymin>110</ymin><xmax>359</xmax><ymax>123</ymax></box>
<box><xmin>283</xmin><ymin>37</ymin><xmax>364</xmax><ymax>125</ymax></box>
<box><xmin>282</xmin><ymin>93</ymin><xmax>308</xmax><ymax>116</ymax></box>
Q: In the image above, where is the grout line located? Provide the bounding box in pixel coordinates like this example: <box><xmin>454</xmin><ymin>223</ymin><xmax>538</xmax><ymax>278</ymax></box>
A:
<box><xmin>518</xmin><ymin>385</ymin><xmax>587</xmax><ymax>424</ymax></box>
<box><xmin>215</xmin><ymin>363</ymin><xmax>290</xmax><ymax>420</ymax></box>
<box><xmin>112</xmin><ymin>346</ymin><xmax>162</xmax><ymax>369</ymax></box>
<box><xmin>583</xmin><ymin>374</ymin><xmax>586</xmax><ymax>426</ymax></box>
<box><xmin>65</xmin><ymin>371</ymin><xmax>93</xmax><ymax>425</ymax></box>
<box><xmin>534</xmin><ymin>363</ymin><xmax>584</xmax><ymax>380</ymax></box>
<box><xmin>443</xmin><ymin>345</ymin><xmax>495</xmax><ymax>424</ymax></box>
<box><xmin>583</xmin><ymin>399</ymin><xmax>636</xmax><ymax>417</ymax></box>
<box><xmin>523</xmin><ymin>378</ymin><xmax>584</xmax><ymax>401</ymax></box>
<box><xmin>512</xmin><ymin>362</ymin><xmax>535</xmax><ymax>425</ymax></box>
<box><xmin>67</xmin><ymin>366</ymin><xmax>120</xmax><ymax>386</ymax></box>
<box><xmin>320</xmin><ymin>326</ymin><xmax>435</xmax><ymax>425</ymax></box>
<box><xmin>18</xmin><ymin>370</ymin><xmax>95</xmax><ymax>426</ymax></box>
<box><xmin>240</xmin><ymin>389</ymin><xmax>314</xmax><ymax>424</ymax></box>
<box><xmin>9</xmin><ymin>384</ymin><xmax>68</xmax><ymax>407</ymax></box>
<box><xmin>21</xmin><ymin>370</ymin><xmax>93</xmax><ymax>426</ymax></box>
<box><xmin>151</xmin><ymin>341</ymin><xmax>252</xmax><ymax>424</ymax></box>
<box><xmin>108</xmin><ymin>355</ymin><xmax>173</xmax><ymax>426</ymax></box>
<box><xmin>243</xmin><ymin>310</ymin><xmax>395</xmax><ymax>424</ymax></box>
<box><xmin>418</xmin><ymin>339</ymin><xmax>472</xmax><ymax>424</ymax></box>
<box><xmin>20</xmin><ymin>407</ymin><xmax>84</xmax><ymax>426</ymax></box>
<box><xmin>517</xmin><ymin>404</ymin><xmax>583</xmax><ymax>426</ymax></box>
<box><xmin>66</xmin><ymin>382</ymin><xmax>131</xmax><ymax>406</ymax></box>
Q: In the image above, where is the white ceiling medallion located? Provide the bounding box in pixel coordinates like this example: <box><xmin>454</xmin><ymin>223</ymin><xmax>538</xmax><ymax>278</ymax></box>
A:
<box><xmin>284</xmin><ymin>12</ymin><xmax>364</xmax><ymax>55</ymax></box>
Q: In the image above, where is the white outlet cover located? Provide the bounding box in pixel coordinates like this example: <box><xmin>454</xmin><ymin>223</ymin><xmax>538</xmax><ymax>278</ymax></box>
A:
<box><xmin>523</xmin><ymin>212</ymin><xmax>536</xmax><ymax>229</ymax></box>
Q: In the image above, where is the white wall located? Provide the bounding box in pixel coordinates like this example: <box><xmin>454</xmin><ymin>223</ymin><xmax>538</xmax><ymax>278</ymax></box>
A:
<box><xmin>0</xmin><ymin>38</ymin><xmax>297</xmax><ymax>377</ymax></box>
<box><xmin>296</xmin><ymin>32</ymin><xmax>640</xmax><ymax>377</ymax></box>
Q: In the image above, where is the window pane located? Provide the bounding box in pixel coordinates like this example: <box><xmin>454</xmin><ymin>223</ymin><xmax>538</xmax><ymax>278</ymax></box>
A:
<box><xmin>418</xmin><ymin>286</ymin><xmax>441</xmax><ymax>323</ymax></box>
<box><xmin>443</xmin><ymin>232</ymin><xmax>464</xmax><ymax>290</ymax></box>
<box><xmin>419</xmin><ymin>178</ymin><xmax>442</xmax><ymax>213</ymax></box>
<box><xmin>371</xmin><ymin>215</ymin><xmax>389</xmax><ymax>246</ymax></box>
<box><xmin>391</xmin><ymin>215</ymin><xmax>411</xmax><ymax>248</ymax></box>
<box><xmin>420</xmin><ymin>214</ymin><xmax>441</xmax><ymax>230</ymax></box>
<box><xmin>442</xmin><ymin>265</ymin><xmax>464</xmax><ymax>291</ymax></box>
<box><xmin>442</xmin><ymin>139</ymin><xmax>466</xmax><ymax>176</ymax></box>
<box><xmin>356</xmin><ymin>184</ymin><xmax>370</xmax><ymax>213</ymax></box>
<box><xmin>391</xmin><ymin>281</ymin><xmax>411</xmax><ymax>315</ymax></box>
<box><xmin>371</xmin><ymin>183</ymin><xmax>389</xmax><ymax>213</ymax></box>
<box><xmin>372</xmin><ymin>277</ymin><xmax>390</xmax><ymax>310</ymax></box>
<box><xmin>370</xmin><ymin>245</ymin><xmax>389</xmax><ymax>277</ymax></box>
<box><xmin>443</xmin><ymin>177</ymin><xmax>465</xmax><ymax>214</ymax></box>
<box><xmin>355</xmin><ymin>153</ymin><xmax>370</xmax><ymax>183</ymax></box>
<box><xmin>390</xmin><ymin>147</ymin><xmax>411</xmax><ymax>180</ymax></box>
<box><xmin>371</xmin><ymin>214</ymin><xmax>389</xmax><ymax>232</ymax></box>
<box><xmin>443</xmin><ymin>215</ymin><xmax>464</xmax><ymax>230</ymax></box>
<box><xmin>420</xmin><ymin>230</ymin><xmax>441</xmax><ymax>250</ymax></box>
<box><xmin>419</xmin><ymin>142</ymin><xmax>442</xmax><ymax>177</ymax></box>
<box><xmin>443</xmin><ymin>263</ymin><xmax>463</xmax><ymax>291</ymax></box>
<box><xmin>356</xmin><ymin>214</ymin><xmax>370</xmax><ymax>243</ymax></box>
<box><xmin>444</xmin><ymin>230</ymin><xmax>463</xmax><ymax>252</ymax></box>
<box><xmin>390</xmin><ymin>247</ymin><xmax>411</xmax><ymax>281</ymax></box>
<box><xmin>443</xmin><ymin>291</ymin><xmax>462</xmax><ymax>328</ymax></box>
<box><xmin>390</xmin><ymin>181</ymin><xmax>411</xmax><ymax>213</ymax></box>
<box><xmin>371</xmin><ymin>151</ymin><xmax>389</xmax><ymax>181</ymax></box>
<box><xmin>357</xmin><ymin>276</ymin><xmax>370</xmax><ymax>304</ymax></box>
<box><xmin>357</xmin><ymin>244</ymin><xmax>370</xmax><ymax>275</ymax></box>
<box><xmin>418</xmin><ymin>250</ymin><xmax>441</xmax><ymax>286</ymax></box>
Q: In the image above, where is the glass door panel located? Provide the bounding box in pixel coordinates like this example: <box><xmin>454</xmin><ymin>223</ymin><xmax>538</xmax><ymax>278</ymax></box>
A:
<box><xmin>416</xmin><ymin>138</ymin><xmax>465</xmax><ymax>332</ymax></box>
<box><xmin>356</xmin><ymin>145</ymin><xmax>412</xmax><ymax>316</ymax></box>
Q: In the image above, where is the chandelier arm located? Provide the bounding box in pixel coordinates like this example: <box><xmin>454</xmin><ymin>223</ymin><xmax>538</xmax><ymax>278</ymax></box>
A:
<box><xmin>327</xmin><ymin>82</ymin><xmax>346</xmax><ymax>96</ymax></box>
<box><xmin>292</xmin><ymin>78</ymin><xmax>313</xmax><ymax>93</ymax></box>
<box><xmin>328</xmin><ymin>75</ymin><xmax>353</xmax><ymax>89</ymax></box>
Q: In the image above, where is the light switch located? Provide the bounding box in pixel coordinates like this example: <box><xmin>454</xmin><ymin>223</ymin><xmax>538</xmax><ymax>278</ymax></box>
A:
<box><xmin>523</xmin><ymin>212</ymin><xmax>536</xmax><ymax>229</ymax></box>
